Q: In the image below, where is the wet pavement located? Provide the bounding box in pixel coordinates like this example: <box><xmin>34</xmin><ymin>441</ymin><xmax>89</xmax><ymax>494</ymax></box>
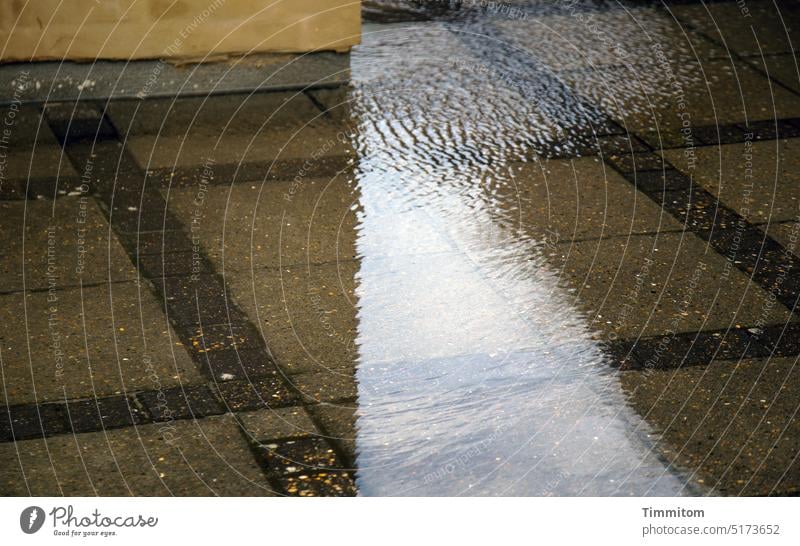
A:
<box><xmin>2</xmin><ymin>0</ymin><xmax>800</xmax><ymax>496</ymax></box>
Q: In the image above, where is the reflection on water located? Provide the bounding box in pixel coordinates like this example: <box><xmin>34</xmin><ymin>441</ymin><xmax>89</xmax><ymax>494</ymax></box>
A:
<box><xmin>345</xmin><ymin>13</ymin><xmax>693</xmax><ymax>495</ymax></box>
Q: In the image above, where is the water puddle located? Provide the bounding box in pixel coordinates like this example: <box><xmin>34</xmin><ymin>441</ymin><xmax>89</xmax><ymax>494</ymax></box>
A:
<box><xmin>343</xmin><ymin>14</ymin><xmax>692</xmax><ymax>495</ymax></box>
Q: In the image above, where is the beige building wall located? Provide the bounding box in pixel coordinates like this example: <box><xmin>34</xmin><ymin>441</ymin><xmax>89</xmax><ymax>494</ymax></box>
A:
<box><xmin>0</xmin><ymin>0</ymin><xmax>361</xmax><ymax>62</ymax></box>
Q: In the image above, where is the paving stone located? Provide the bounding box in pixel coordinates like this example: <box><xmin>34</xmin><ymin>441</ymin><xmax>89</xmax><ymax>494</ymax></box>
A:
<box><xmin>754</xmin><ymin>322</ymin><xmax>800</xmax><ymax>357</ymax></box>
<box><xmin>198</xmin><ymin>347</ymin><xmax>279</xmax><ymax>382</ymax></box>
<box><xmin>498</xmin><ymin>6</ymin><xmax>727</xmax><ymax>73</ymax></box>
<box><xmin>738</xmin><ymin>119</ymin><xmax>800</xmax><ymax>142</ymax></box>
<box><xmin>46</xmin><ymin>110</ymin><xmax>117</xmax><ymax>146</ymax></box>
<box><xmin>757</xmin><ymin>220</ymin><xmax>800</xmax><ymax>258</ymax></box>
<box><xmin>0</xmin><ymin>146</ymin><xmax>78</xmax><ymax>193</ymax></box>
<box><xmin>103</xmin><ymin>193</ymin><xmax>184</xmax><ymax>234</ymax></box>
<box><xmin>0</xmin><ymin>282</ymin><xmax>203</xmax><ymax>405</ymax></box>
<box><xmin>109</xmin><ymin>92</ymin><xmax>325</xmax><ymax>137</ymax></box>
<box><xmin>256</xmin><ymin>436</ymin><xmax>342</xmax><ymax>473</ymax></box>
<box><xmin>148</xmin><ymin>153</ymin><xmax>355</xmax><ymax>189</ymax></box>
<box><xmin>597</xmin><ymin>133</ymin><xmax>651</xmax><ymax>151</ymax></box>
<box><xmin>0</xmin><ymin>104</ymin><xmax>62</xmax><ymax>153</ymax></box>
<box><xmin>653</xmin><ymin>186</ymin><xmax>743</xmax><ymax>231</ymax></box>
<box><xmin>25</xmin><ymin>175</ymin><xmax>87</xmax><ymax>200</ymax></box>
<box><xmin>691</xmin><ymin>124</ymin><xmax>752</xmax><ymax>146</ymax></box>
<box><xmin>621</xmin><ymin>356</ymin><xmax>800</xmax><ymax>495</ymax></box>
<box><xmin>0</xmin><ymin>413</ymin><xmax>276</xmax><ymax>495</ymax></box>
<box><xmin>119</xmin><ymin>229</ymin><xmax>193</xmax><ymax>255</ymax></box>
<box><xmin>598</xmin><ymin>134</ymin><xmax>650</xmax><ymax>154</ymax></box>
<box><xmin>57</xmin><ymin>140</ymin><xmax>140</xmax><ymax>198</ymax></box>
<box><xmin>184</xmin><ymin>323</ymin><xmax>265</xmax><ymax>357</ymax></box>
<box><xmin>0</xmin><ymin>178</ymin><xmax>26</xmax><ymax>200</ymax></box>
<box><xmin>226</xmin><ymin>262</ymin><xmax>360</xmax><ymax>375</ymax></box>
<box><xmin>238</xmin><ymin>406</ymin><xmax>318</xmax><ymax>443</ymax></box>
<box><xmin>585</xmin><ymin>116</ymin><xmax>627</xmax><ymax>138</ymax></box>
<box><xmin>698</xmin><ymin>224</ymin><xmax>800</xmax><ymax>313</ymax></box>
<box><xmin>306</xmin><ymin>402</ymin><xmax>358</xmax><ymax>464</ymax></box>
<box><xmin>630</xmin><ymin>169</ymin><xmax>693</xmax><ymax>193</ymax></box>
<box><xmin>307</xmin><ymin>87</ymin><xmax>357</xmax><ymax>126</ymax></box>
<box><xmin>700</xmin><ymin>222</ymin><xmax>784</xmax><ymax>271</ymax></box>
<box><xmin>750</xmin><ymin>53</ymin><xmax>800</xmax><ymax>95</ymax></box>
<box><xmin>0</xmin><ymin>197</ymin><xmax>137</xmax><ymax>292</ymax></box>
<box><xmin>673</xmin><ymin>0</ymin><xmax>800</xmax><ymax>56</ymax></box>
<box><xmin>497</xmin><ymin>158</ymin><xmax>684</xmax><ymax>242</ymax></box>
<box><xmin>0</xmin><ymin>403</ymin><xmax>68</xmax><ymax>442</ymax></box>
<box><xmin>163</xmin><ymin>174</ymin><xmax>360</xmax><ymax>272</ymax></box>
<box><xmin>66</xmin><ymin>395</ymin><xmax>144</xmax><ymax>433</ymax></box>
<box><xmin>565</xmin><ymin>58</ymin><xmax>800</xmax><ymax>140</ymax></box>
<box><xmin>157</xmin><ymin>273</ymin><xmax>249</xmax><ymax>328</ymax></box>
<box><xmin>636</xmin><ymin>129</ymin><xmax>691</xmax><ymax>150</ymax></box>
<box><xmin>664</xmin><ymin>139</ymin><xmax>800</xmax><ymax>226</ymax></box>
<box><xmin>138</xmin><ymin>251</ymin><xmax>211</xmax><ymax>278</ymax></box>
<box><xmin>137</xmin><ymin>385</ymin><xmax>224</xmax><ymax>422</ymax></box>
<box><xmin>291</xmin><ymin>371</ymin><xmax>359</xmax><ymax>404</ymax></box>
<box><xmin>278</xmin><ymin>470</ymin><xmax>357</xmax><ymax>496</ymax></box>
<box><xmin>215</xmin><ymin>375</ymin><xmax>299</xmax><ymax>411</ymax></box>
<box><xmin>546</xmin><ymin>230</ymin><xmax>796</xmax><ymax>339</ymax></box>
<box><xmin>111</xmin><ymin>187</ymin><xmax>166</xmax><ymax>216</ymax></box>
<box><xmin>109</xmin><ymin>92</ymin><xmax>352</xmax><ymax>169</ymax></box>
<box><xmin>605</xmin><ymin>152</ymin><xmax>667</xmax><ymax>174</ymax></box>
<box><xmin>600</xmin><ymin>338</ymin><xmax>641</xmax><ymax>369</ymax></box>
<box><xmin>626</xmin><ymin>328</ymin><xmax>771</xmax><ymax>370</ymax></box>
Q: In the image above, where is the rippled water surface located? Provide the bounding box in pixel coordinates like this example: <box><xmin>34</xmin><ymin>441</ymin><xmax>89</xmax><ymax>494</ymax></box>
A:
<box><xmin>341</xmin><ymin>8</ymin><xmax>702</xmax><ymax>495</ymax></box>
